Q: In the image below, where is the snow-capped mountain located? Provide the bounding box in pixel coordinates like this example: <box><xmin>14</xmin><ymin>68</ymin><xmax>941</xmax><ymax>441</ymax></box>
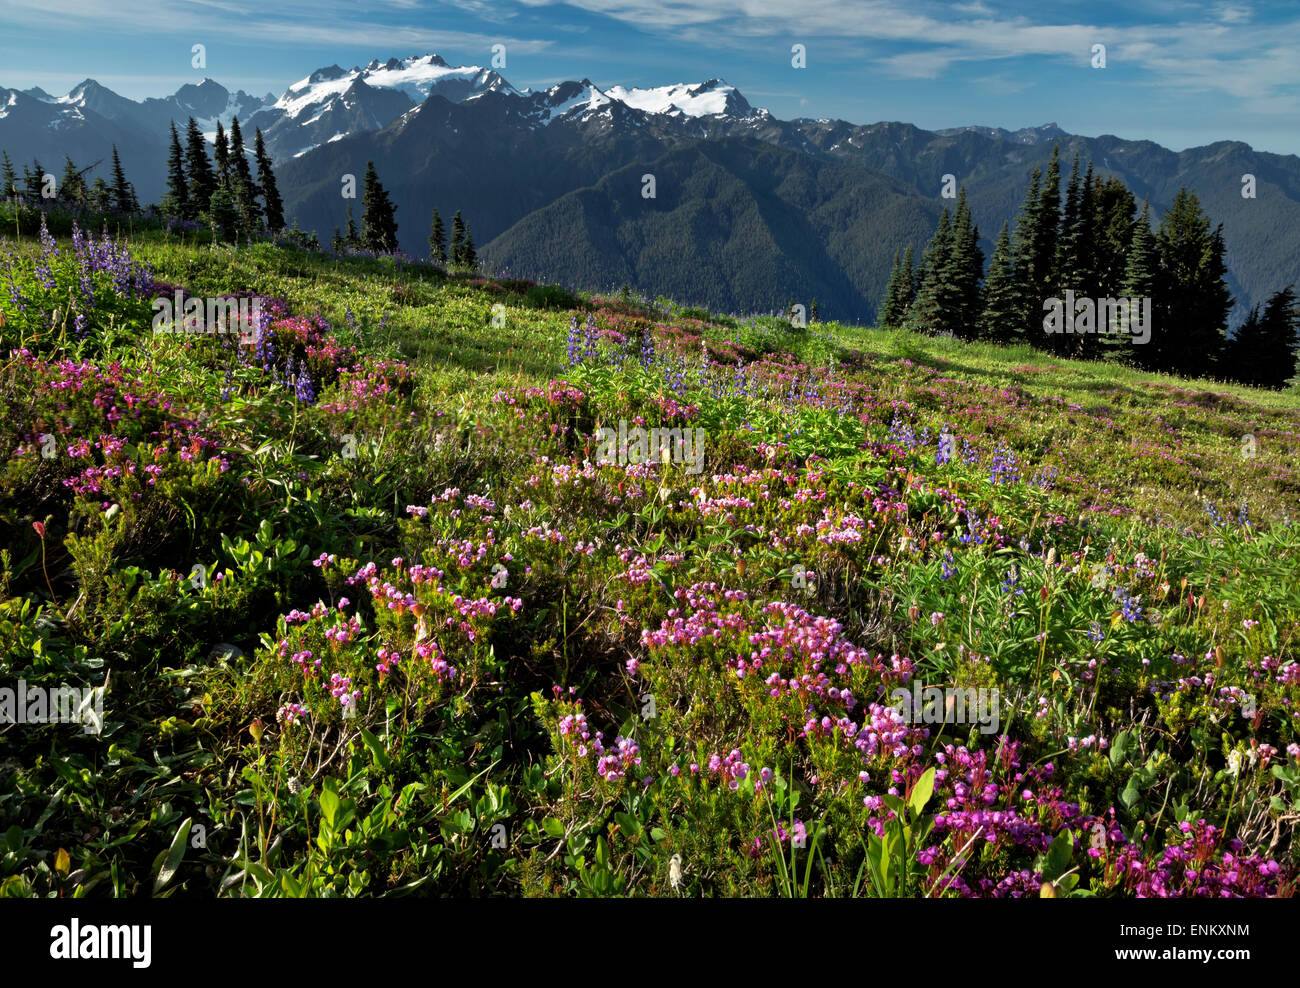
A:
<box><xmin>249</xmin><ymin>54</ymin><xmax>517</xmax><ymax>158</ymax></box>
<box><xmin>603</xmin><ymin>79</ymin><xmax>759</xmax><ymax>119</ymax></box>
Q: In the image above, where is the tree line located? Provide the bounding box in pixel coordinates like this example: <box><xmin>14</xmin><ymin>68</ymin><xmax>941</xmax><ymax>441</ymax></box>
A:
<box><xmin>163</xmin><ymin>116</ymin><xmax>283</xmax><ymax>238</ymax></box>
<box><xmin>879</xmin><ymin>144</ymin><xmax>1299</xmax><ymax>388</ymax></box>
<box><xmin>2</xmin><ymin>145</ymin><xmax>139</xmax><ymax>214</ymax></box>
<box><xmin>329</xmin><ymin>159</ymin><xmax>479</xmax><ymax>271</ymax></box>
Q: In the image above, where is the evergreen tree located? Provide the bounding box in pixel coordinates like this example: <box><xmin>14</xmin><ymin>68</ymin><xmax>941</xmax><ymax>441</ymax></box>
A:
<box><xmin>1032</xmin><ymin>145</ymin><xmax>1062</xmax><ymax>350</ymax></box>
<box><xmin>979</xmin><ymin>221</ymin><xmax>1021</xmax><ymax>342</ymax></box>
<box><xmin>360</xmin><ymin>160</ymin><xmax>398</xmax><ymax>253</ymax></box>
<box><xmin>58</xmin><ymin>155</ymin><xmax>88</xmax><ymax>205</ymax></box>
<box><xmin>1226</xmin><ymin>286</ymin><xmax>1298</xmax><ymax>388</ymax></box>
<box><xmin>1117</xmin><ymin>200</ymin><xmax>1159</xmax><ymax>366</ymax></box>
<box><xmin>208</xmin><ymin>179</ymin><xmax>238</xmax><ymax>242</ymax></box>
<box><xmin>1011</xmin><ymin>167</ymin><xmax>1042</xmax><ymax>339</ymax></box>
<box><xmin>331</xmin><ymin>227</ymin><xmax>344</xmax><ymax>253</ymax></box>
<box><xmin>945</xmin><ymin>186</ymin><xmax>984</xmax><ymax>338</ymax></box>
<box><xmin>345</xmin><ymin>203</ymin><xmax>359</xmax><ymax>247</ymax></box>
<box><xmin>1092</xmin><ymin>174</ymin><xmax>1136</xmax><ymax>298</ymax></box>
<box><xmin>213</xmin><ymin>121</ymin><xmax>231</xmax><ymax>186</ymax></box>
<box><xmin>909</xmin><ymin>209</ymin><xmax>960</xmax><ymax>335</ymax></box>
<box><xmin>163</xmin><ymin>120</ymin><xmax>189</xmax><ymax>218</ymax></box>
<box><xmin>879</xmin><ymin>250</ymin><xmax>910</xmax><ymax>328</ymax></box>
<box><xmin>110</xmin><ymin>144</ymin><xmax>138</xmax><ymax>213</ymax></box>
<box><xmin>26</xmin><ymin>159</ymin><xmax>45</xmax><ymax>201</ymax></box>
<box><xmin>228</xmin><ymin>117</ymin><xmax>258</xmax><ymax>233</ymax></box>
<box><xmin>429</xmin><ymin>207</ymin><xmax>447</xmax><ymax>266</ymax></box>
<box><xmin>450</xmin><ymin>210</ymin><xmax>466</xmax><ymax>267</ymax></box>
<box><xmin>253</xmin><ymin>127</ymin><xmax>284</xmax><ymax>231</ymax></box>
<box><xmin>0</xmin><ymin>150</ymin><xmax>16</xmax><ymax>200</ymax></box>
<box><xmin>900</xmin><ymin>246</ymin><xmax>916</xmax><ymax>317</ymax></box>
<box><xmin>1152</xmin><ymin>188</ymin><xmax>1233</xmax><ymax>376</ymax></box>
<box><xmin>463</xmin><ymin>227</ymin><xmax>477</xmax><ymax>272</ymax></box>
<box><xmin>88</xmin><ymin>176</ymin><xmax>111</xmax><ymax>213</ymax></box>
<box><xmin>184</xmin><ymin>117</ymin><xmax>215</xmax><ymax>216</ymax></box>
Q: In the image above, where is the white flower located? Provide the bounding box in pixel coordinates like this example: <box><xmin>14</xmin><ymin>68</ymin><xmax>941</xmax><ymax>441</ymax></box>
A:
<box><xmin>668</xmin><ymin>853</ymin><xmax>683</xmax><ymax>890</ymax></box>
<box><xmin>1226</xmin><ymin>750</ymin><xmax>1243</xmax><ymax>777</ymax></box>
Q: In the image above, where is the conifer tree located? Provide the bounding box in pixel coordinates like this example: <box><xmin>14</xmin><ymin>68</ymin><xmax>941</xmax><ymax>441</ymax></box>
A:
<box><xmin>1225</xmin><ymin>286</ymin><xmax>1297</xmax><ymax>388</ymax></box>
<box><xmin>209</xmin><ymin>179</ymin><xmax>238</xmax><ymax>241</ymax></box>
<box><xmin>184</xmin><ymin>117</ymin><xmax>215</xmax><ymax>215</ymax></box>
<box><xmin>88</xmin><ymin>176</ymin><xmax>111</xmax><ymax>213</ymax></box>
<box><xmin>1117</xmin><ymin>200</ymin><xmax>1159</xmax><ymax>366</ymax></box>
<box><xmin>1152</xmin><ymin>188</ymin><xmax>1232</xmax><ymax>376</ymax></box>
<box><xmin>979</xmin><ymin>221</ymin><xmax>1021</xmax><ymax>342</ymax></box>
<box><xmin>429</xmin><ymin>207</ymin><xmax>447</xmax><ymax>266</ymax></box>
<box><xmin>909</xmin><ymin>209</ymin><xmax>960</xmax><ymax>335</ymax></box>
<box><xmin>360</xmin><ymin>160</ymin><xmax>398</xmax><ymax>253</ymax></box>
<box><xmin>0</xmin><ymin>150</ymin><xmax>16</xmax><ymax>200</ymax></box>
<box><xmin>879</xmin><ymin>250</ymin><xmax>910</xmax><ymax>328</ymax></box>
<box><xmin>345</xmin><ymin>203</ymin><xmax>359</xmax><ymax>247</ymax></box>
<box><xmin>58</xmin><ymin>155</ymin><xmax>87</xmax><ymax>205</ymax></box>
<box><xmin>253</xmin><ymin>127</ymin><xmax>284</xmax><ymax>231</ymax></box>
<box><xmin>1011</xmin><ymin>167</ymin><xmax>1042</xmax><ymax>339</ymax></box>
<box><xmin>945</xmin><ymin>186</ymin><xmax>984</xmax><ymax>338</ymax></box>
<box><xmin>213</xmin><ymin>121</ymin><xmax>231</xmax><ymax>186</ymax></box>
<box><xmin>163</xmin><ymin>120</ymin><xmax>189</xmax><ymax>218</ymax></box>
<box><xmin>110</xmin><ymin>144</ymin><xmax>138</xmax><ymax>213</ymax></box>
<box><xmin>26</xmin><ymin>159</ymin><xmax>45</xmax><ymax>201</ymax></box>
<box><xmin>228</xmin><ymin>117</ymin><xmax>258</xmax><ymax>233</ymax></box>
<box><xmin>450</xmin><ymin>210</ymin><xmax>466</xmax><ymax>267</ymax></box>
<box><xmin>331</xmin><ymin>228</ymin><xmax>344</xmax><ymax>253</ymax></box>
<box><xmin>463</xmin><ymin>227</ymin><xmax>477</xmax><ymax>272</ymax></box>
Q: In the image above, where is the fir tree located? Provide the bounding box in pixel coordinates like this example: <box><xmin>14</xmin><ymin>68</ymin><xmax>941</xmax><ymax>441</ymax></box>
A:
<box><xmin>331</xmin><ymin>227</ymin><xmax>344</xmax><ymax>253</ymax></box>
<box><xmin>1092</xmin><ymin>175</ymin><xmax>1136</xmax><ymax>299</ymax></box>
<box><xmin>110</xmin><ymin>144</ymin><xmax>138</xmax><ymax>213</ymax></box>
<box><xmin>1152</xmin><ymin>188</ymin><xmax>1233</xmax><ymax>376</ymax></box>
<box><xmin>228</xmin><ymin>117</ymin><xmax>258</xmax><ymax>233</ymax></box>
<box><xmin>163</xmin><ymin>120</ymin><xmax>189</xmax><ymax>218</ymax></box>
<box><xmin>945</xmin><ymin>186</ymin><xmax>984</xmax><ymax>338</ymax></box>
<box><xmin>450</xmin><ymin>210</ymin><xmax>466</xmax><ymax>268</ymax></box>
<box><xmin>1011</xmin><ymin>167</ymin><xmax>1042</xmax><ymax>339</ymax></box>
<box><xmin>909</xmin><ymin>209</ymin><xmax>960</xmax><ymax>335</ymax></box>
<box><xmin>88</xmin><ymin>176</ymin><xmax>111</xmax><ymax>213</ymax></box>
<box><xmin>429</xmin><ymin>207</ymin><xmax>447</xmax><ymax>266</ymax></box>
<box><xmin>463</xmin><ymin>227</ymin><xmax>477</xmax><ymax>272</ymax></box>
<box><xmin>879</xmin><ymin>250</ymin><xmax>910</xmax><ymax>328</ymax></box>
<box><xmin>1032</xmin><ymin>145</ymin><xmax>1062</xmax><ymax>350</ymax></box>
<box><xmin>1117</xmin><ymin>200</ymin><xmax>1159</xmax><ymax>366</ymax></box>
<box><xmin>979</xmin><ymin>221</ymin><xmax>1021</xmax><ymax>342</ymax></box>
<box><xmin>213</xmin><ymin>121</ymin><xmax>231</xmax><ymax>186</ymax></box>
<box><xmin>345</xmin><ymin>203</ymin><xmax>359</xmax><ymax>247</ymax></box>
<box><xmin>26</xmin><ymin>159</ymin><xmax>45</xmax><ymax>201</ymax></box>
<box><xmin>360</xmin><ymin>160</ymin><xmax>398</xmax><ymax>253</ymax></box>
<box><xmin>58</xmin><ymin>155</ymin><xmax>88</xmax><ymax>205</ymax></box>
<box><xmin>0</xmin><ymin>150</ymin><xmax>16</xmax><ymax>200</ymax></box>
<box><xmin>184</xmin><ymin>117</ymin><xmax>215</xmax><ymax>216</ymax></box>
<box><xmin>1226</xmin><ymin>286</ymin><xmax>1298</xmax><ymax>388</ymax></box>
<box><xmin>208</xmin><ymin>179</ymin><xmax>238</xmax><ymax>242</ymax></box>
<box><xmin>253</xmin><ymin>127</ymin><xmax>283</xmax><ymax>231</ymax></box>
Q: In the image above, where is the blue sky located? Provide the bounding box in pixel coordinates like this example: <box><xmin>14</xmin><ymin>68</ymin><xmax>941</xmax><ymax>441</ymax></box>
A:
<box><xmin>3</xmin><ymin>0</ymin><xmax>1297</xmax><ymax>155</ymax></box>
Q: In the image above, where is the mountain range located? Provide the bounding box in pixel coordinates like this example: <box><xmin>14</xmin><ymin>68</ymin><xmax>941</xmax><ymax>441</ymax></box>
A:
<box><xmin>3</xmin><ymin>54</ymin><xmax>1298</xmax><ymax>324</ymax></box>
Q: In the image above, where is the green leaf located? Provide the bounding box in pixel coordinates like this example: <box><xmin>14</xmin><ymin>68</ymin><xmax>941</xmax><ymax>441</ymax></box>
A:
<box><xmin>319</xmin><ymin>781</ymin><xmax>340</xmax><ymax>830</ymax></box>
<box><xmin>358</xmin><ymin>727</ymin><xmax>393</xmax><ymax>773</ymax></box>
<box><xmin>1120</xmin><ymin>781</ymin><xmax>1141</xmax><ymax>810</ymax></box>
<box><xmin>1109</xmin><ymin>730</ymin><xmax>1130</xmax><ymax>768</ymax></box>
<box><xmin>543</xmin><ymin>817</ymin><xmax>566</xmax><ymax>838</ymax></box>
<box><xmin>1041</xmin><ymin>831</ymin><xmax>1072</xmax><ymax>882</ymax></box>
<box><xmin>908</xmin><ymin>767</ymin><xmax>936</xmax><ymax>816</ymax></box>
<box><xmin>154</xmin><ymin>817</ymin><xmax>192</xmax><ymax>893</ymax></box>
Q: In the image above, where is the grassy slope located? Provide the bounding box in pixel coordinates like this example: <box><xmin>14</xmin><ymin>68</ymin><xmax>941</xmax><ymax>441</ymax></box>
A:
<box><xmin>2</xmin><ymin>230</ymin><xmax>1299</xmax><ymax>897</ymax></box>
